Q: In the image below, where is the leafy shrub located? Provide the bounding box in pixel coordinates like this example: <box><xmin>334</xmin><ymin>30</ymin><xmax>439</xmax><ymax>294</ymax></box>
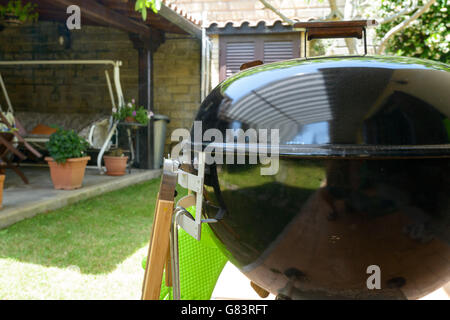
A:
<box><xmin>377</xmin><ymin>0</ymin><xmax>449</xmax><ymax>63</ymax></box>
<box><xmin>46</xmin><ymin>128</ymin><xmax>89</xmax><ymax>164</ymax></box>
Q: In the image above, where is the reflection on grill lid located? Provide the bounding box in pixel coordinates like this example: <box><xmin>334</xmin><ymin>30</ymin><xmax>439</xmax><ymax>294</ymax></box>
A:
<box><xmin>194</xmin><ymin>56</ymin><xmax>450</xmax><ymax>157</ymax></box>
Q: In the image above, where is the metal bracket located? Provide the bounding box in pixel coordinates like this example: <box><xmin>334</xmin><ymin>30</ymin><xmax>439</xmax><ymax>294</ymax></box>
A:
<box><xmin>173</xmin><ymin>151</ymin><xmax>208</xmax><ymax>241</ymax></box>
<box><xmin>163</xmin><ymin>152</ymin><xmax>220</xmax><ymax>300</ymax></box>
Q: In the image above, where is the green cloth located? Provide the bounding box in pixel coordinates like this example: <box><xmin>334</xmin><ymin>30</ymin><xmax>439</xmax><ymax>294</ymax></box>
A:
<box><xmin>143</xmin><ymin>206</ymin><xmax>228</xmax><ymax>300</ymax></box>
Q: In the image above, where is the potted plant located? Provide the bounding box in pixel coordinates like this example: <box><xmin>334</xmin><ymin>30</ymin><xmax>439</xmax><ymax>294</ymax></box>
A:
<box><xmin>45</xmin><ymin>128</ymin><xmax>90</xmax><ymax>190</ymax></box>
<box><xmin>104</xmin><ymin>148</ymin><xmax>128</xmax><ymax>176</ymax></box>
<box><xmin>112</xmin><ymin>99</ymin><xmax>154</xmax><ymax>125</ymax></box>
<box><xmin>0</xmin><ymin>0</ymin><xmax>39</xmax><ymax>26</ymax></box>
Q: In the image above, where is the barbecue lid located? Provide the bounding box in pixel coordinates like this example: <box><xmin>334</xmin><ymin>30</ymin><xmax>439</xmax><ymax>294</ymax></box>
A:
<box><xmin>192</xmin><ymin>56</ymin><xmax>450</xmax><ymax>158</ymax></box>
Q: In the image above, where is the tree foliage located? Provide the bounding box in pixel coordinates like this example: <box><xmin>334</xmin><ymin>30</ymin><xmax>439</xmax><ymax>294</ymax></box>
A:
<box><xmin>134</xmin><ymin>0</ymin><xmax>161</xmax><ymax>21</ymax></box>
<box><xmin>377</xmin><ymin>0</ymin><xmax>449</xmax><ymax>63</ymax></box>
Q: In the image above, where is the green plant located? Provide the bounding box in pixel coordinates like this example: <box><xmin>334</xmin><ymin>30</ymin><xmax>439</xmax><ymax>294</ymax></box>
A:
<box><xmin>112</xmin><ymin>98</ymin><xmax>154</xmax><ymax>125</ymax></box>
<box><xmin>46</xmin><ymin>127</ymin><xmax>89</xmax><ymax>164</ymax></box>
<box><xmin>107</xmin><ymin>148</ymin><xmax>125</xmax><ymax>157</ymax></box>
<box><xmin>0</xmin><ymin>0</ymin><xmax>39</xmax><ymax>23</ymax></box>
<box><xmin>134</xmin><ymin>106</ymin><xmax>152</xmax><ymax>125</ymax></box>
<box><xmin>135</xmin><ymin>0</ymin><xmax>161</xmax><ymax>21</ymax></box>
<box><xmin>377</xmin><ymin>0</ymin><xmax>449</xmax><ymax>63</ymax></box>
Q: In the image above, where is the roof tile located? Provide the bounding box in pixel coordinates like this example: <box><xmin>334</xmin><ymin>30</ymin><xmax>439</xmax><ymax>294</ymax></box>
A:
<box><xmin>166</xmin><ymin>0</ymin><xmax>344</xmax><ymax>28</ymax></box>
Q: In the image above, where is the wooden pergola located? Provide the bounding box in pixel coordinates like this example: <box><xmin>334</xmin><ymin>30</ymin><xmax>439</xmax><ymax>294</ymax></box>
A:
<box><xmin>0</xmin><ymin>0</ymin><xmax>202</xmax><ymax>169</ymax></box>
<box><xmin>15</xmin><ymin>0</ymin><xmax>202</xmax><ymax>38</ymax></box>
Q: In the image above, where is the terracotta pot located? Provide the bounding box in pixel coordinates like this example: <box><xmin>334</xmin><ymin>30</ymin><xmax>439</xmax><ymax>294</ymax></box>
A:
<box><xmin>104</xmin><ymin>156</ymin><xmax>129</xmax><ymax>176</ymax></box>
<box><xmin>125</xmin><ymin>116</ymin><xmax>136</xmax><ymax>123</ymax></box>
<box><xmin>0</xmin><ymin>175</ymin><xmax>5</xmax><ymax>209</ymax></box>
<box><xmin>3</xmin><ymin>14</ymin><xmax>23</xmax><ymax>26</ymax></box>
<box><xmin>45</xmin><ymin>156</ymin><xmax>91</xmax><ymax>190</ymax></box>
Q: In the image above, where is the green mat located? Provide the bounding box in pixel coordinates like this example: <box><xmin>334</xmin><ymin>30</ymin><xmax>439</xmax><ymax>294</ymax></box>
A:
<box><xmin>143</xmin><ymin>206</ymin><xmax>228</xmax><ymax>300</ymax></box>
<box><xmin>445</xmin><ymin>118</ymin><xmax>450</xmax><ymax>140</ymax></box>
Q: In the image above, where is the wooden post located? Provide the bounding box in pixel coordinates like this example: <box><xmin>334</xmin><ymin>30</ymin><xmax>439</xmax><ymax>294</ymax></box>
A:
<box><xmin>139</xmin><ymin>46</ymin><xmax>153</xmax><ymax>170</ymax></box>
<box><xmin>141</xmin><ymin>199</ymin><xmax>174</xmax><ymax>300</ymax></box>
<box><xmin>165</xmin><ymin>247</ymin><xmax>172</xmax><ymax>287</ymax></box>
<box><xmin>142</xmin><ymin>167</ymin><xmax>177</xmax><ymax>300</ymax></box>
<box><xmin>130</xmin><ymin>32</ymin><xmax>165</xmax><ymax>170</ymax></box>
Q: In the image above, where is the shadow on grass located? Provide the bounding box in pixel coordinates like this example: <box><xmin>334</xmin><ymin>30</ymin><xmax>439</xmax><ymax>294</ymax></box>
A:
<box><xmin>0</xmin><ymin>178</ymin><xmax>187</xmax><ymax>275</ymax></box>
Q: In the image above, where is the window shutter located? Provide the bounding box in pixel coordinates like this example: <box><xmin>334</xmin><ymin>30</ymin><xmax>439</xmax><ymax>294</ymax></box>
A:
<box><xmin>263</xmin><ymin>41</ymin><xmax>295</xmax><ymax>63</ymax></box>
<box><xmin>220</xmin><ymin>35</ymin><xmax>300</xmax><ymax>81</ymax></box>
<box><xmin>225</xmin><ymin>42</ymin><xmax>255</xmax><ymax>78</ymax></box>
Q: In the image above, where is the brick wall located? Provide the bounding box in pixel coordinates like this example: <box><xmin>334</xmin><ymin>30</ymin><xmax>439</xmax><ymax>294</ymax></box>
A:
<box><xmin>0</xmin><ymin>22</ymin><xmax>202</xmax><ymax>157</ymax></box>
<box><xmin>153</xmin><ymin>34</ymin><xmax>201</xmax><ymax>154</ymax></box>
<box><xmin>0</xmin><ymin>21</ymin><xmax>139</xmax><ymax>116</ymax></box>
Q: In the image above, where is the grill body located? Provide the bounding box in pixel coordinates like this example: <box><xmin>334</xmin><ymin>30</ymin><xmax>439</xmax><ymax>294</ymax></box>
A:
<box><xmin>191</xmin><ymin>56</ymin><xmax>450</xmax><ymax>299</ymax></box>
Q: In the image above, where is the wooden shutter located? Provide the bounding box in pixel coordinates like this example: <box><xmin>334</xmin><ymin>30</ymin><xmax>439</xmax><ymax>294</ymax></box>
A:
<box><xmin>263</xmin><ymin>41</ymin><xmax>295</xmax><ymax>63</ymax></box>
<box><xmin>224</xmin><ymin>42</ymin><xmax>255</xmax><ymax>78</ymax></box>
<box><xmin>220</xmin><ymin>34</ymin><xmax>301</xmax><ymax>81</ymax></box>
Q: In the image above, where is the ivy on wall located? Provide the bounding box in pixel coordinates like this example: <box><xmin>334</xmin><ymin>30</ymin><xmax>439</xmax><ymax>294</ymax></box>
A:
<box><xmin>377</xmin><ymin>0</ymin><xmax>449</xmax><ymax>63</ymax></box>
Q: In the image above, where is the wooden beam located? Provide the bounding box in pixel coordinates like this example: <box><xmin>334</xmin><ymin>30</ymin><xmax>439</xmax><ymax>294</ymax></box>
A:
<box><xmin>130</xmin><ymin>32</ymin><xmax>163</xmax><ymax>170</ymax></box>
<box><xmin>49</xmin><ymin>0</ymin><xmax>159</xmax><ymax>42</ymax></box>
<box><xmin>101</xmin><ymin>2</ymin><xmax>190</xmax><ymax>35</ymax></box>
<box><xmin>294</xmin><ymin>20</ymin><xmax>378</xmax><ymax>41</ymax></box>
<box><xmin>159</xmin><ymin>3</ymin><xmax>202</xmax><ymax>39</ymax></box>
<box><xmin>102</xmin><ymin>1</ymin><xmax>201</xmax><ymax>37</ymax></box>
<box><xmin>130</xmin><ymin>29</ymin><xmax>165</xmax><ymax>53</ymax></box>
<box><xmin>138</xmin><ymin>45</ymin><xmax>154</xmax><ymax>170</ymax></box>
<box><xmin>294</xmin><ymin>20</ymin><xmax>378</xmax><ymax>29</ymax></box>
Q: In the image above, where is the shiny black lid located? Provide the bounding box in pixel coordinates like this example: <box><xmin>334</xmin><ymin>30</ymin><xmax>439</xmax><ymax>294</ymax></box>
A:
<box><xmin>194</xmin><ymin>56</ymin><xmax>450</xmax><ymax>157</ymax></box>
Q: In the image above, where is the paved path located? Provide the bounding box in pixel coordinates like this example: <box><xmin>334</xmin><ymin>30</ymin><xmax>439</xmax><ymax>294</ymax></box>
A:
<box><xmin>1</xmin><ymin>167</ymin><xmax>161</xmax><ymax>229</ymax></box>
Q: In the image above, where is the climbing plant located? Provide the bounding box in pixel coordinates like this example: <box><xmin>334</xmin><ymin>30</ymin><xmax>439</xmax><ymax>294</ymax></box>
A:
<box><xmin>376</xmin><ymin>0</ymin><xmax>449</xmax><ymax>63</ymax></box>
<box><xmin>134</xmin><ymin>0</ymin><xmax>161</xmax><ymax>21</ymax></box>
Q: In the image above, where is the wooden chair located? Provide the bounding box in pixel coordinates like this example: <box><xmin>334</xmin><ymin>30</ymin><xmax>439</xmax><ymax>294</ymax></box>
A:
<box><xmin>0</xmin><ymin>132</ymin><xmax>27</xmax><ymax>183</ymax></box>
<box><xmin>0</xmin><ymin>113</ymin><xmax>42</xmax><ymax>184</ymax></box>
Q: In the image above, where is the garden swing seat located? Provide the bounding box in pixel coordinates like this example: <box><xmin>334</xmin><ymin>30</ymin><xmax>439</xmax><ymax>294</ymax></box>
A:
<box><xmin>0</xmin><ymin>66</ymin><xmax>41</xmax><ymax>185</ymax></box>
<box><xmin>0</xmin><ymin>60</ymin><xmax>129</xmax><ymax>173</ymax></box>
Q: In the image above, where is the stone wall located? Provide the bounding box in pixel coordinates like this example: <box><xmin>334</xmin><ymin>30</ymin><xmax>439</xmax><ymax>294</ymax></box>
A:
<box><xmin>0</xmin><ymin>21</ymin><xmax>139</xmax><ymax>116</ymax></box>
<box><xmin>0</xmin><ymin>22</ymin><xmax>202</xmax><ymax>157</ymax></box>
<box><xmin>153</xmin><ymin>34</ymin><xmax>201</xmax><ymax>153</ymax></box>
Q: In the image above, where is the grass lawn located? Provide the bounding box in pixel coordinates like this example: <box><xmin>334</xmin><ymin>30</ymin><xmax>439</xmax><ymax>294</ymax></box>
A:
<box><xmin>0</xmin><ymin>178</ymin><xmax>186</xmax><ymax>300</ymax></box>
